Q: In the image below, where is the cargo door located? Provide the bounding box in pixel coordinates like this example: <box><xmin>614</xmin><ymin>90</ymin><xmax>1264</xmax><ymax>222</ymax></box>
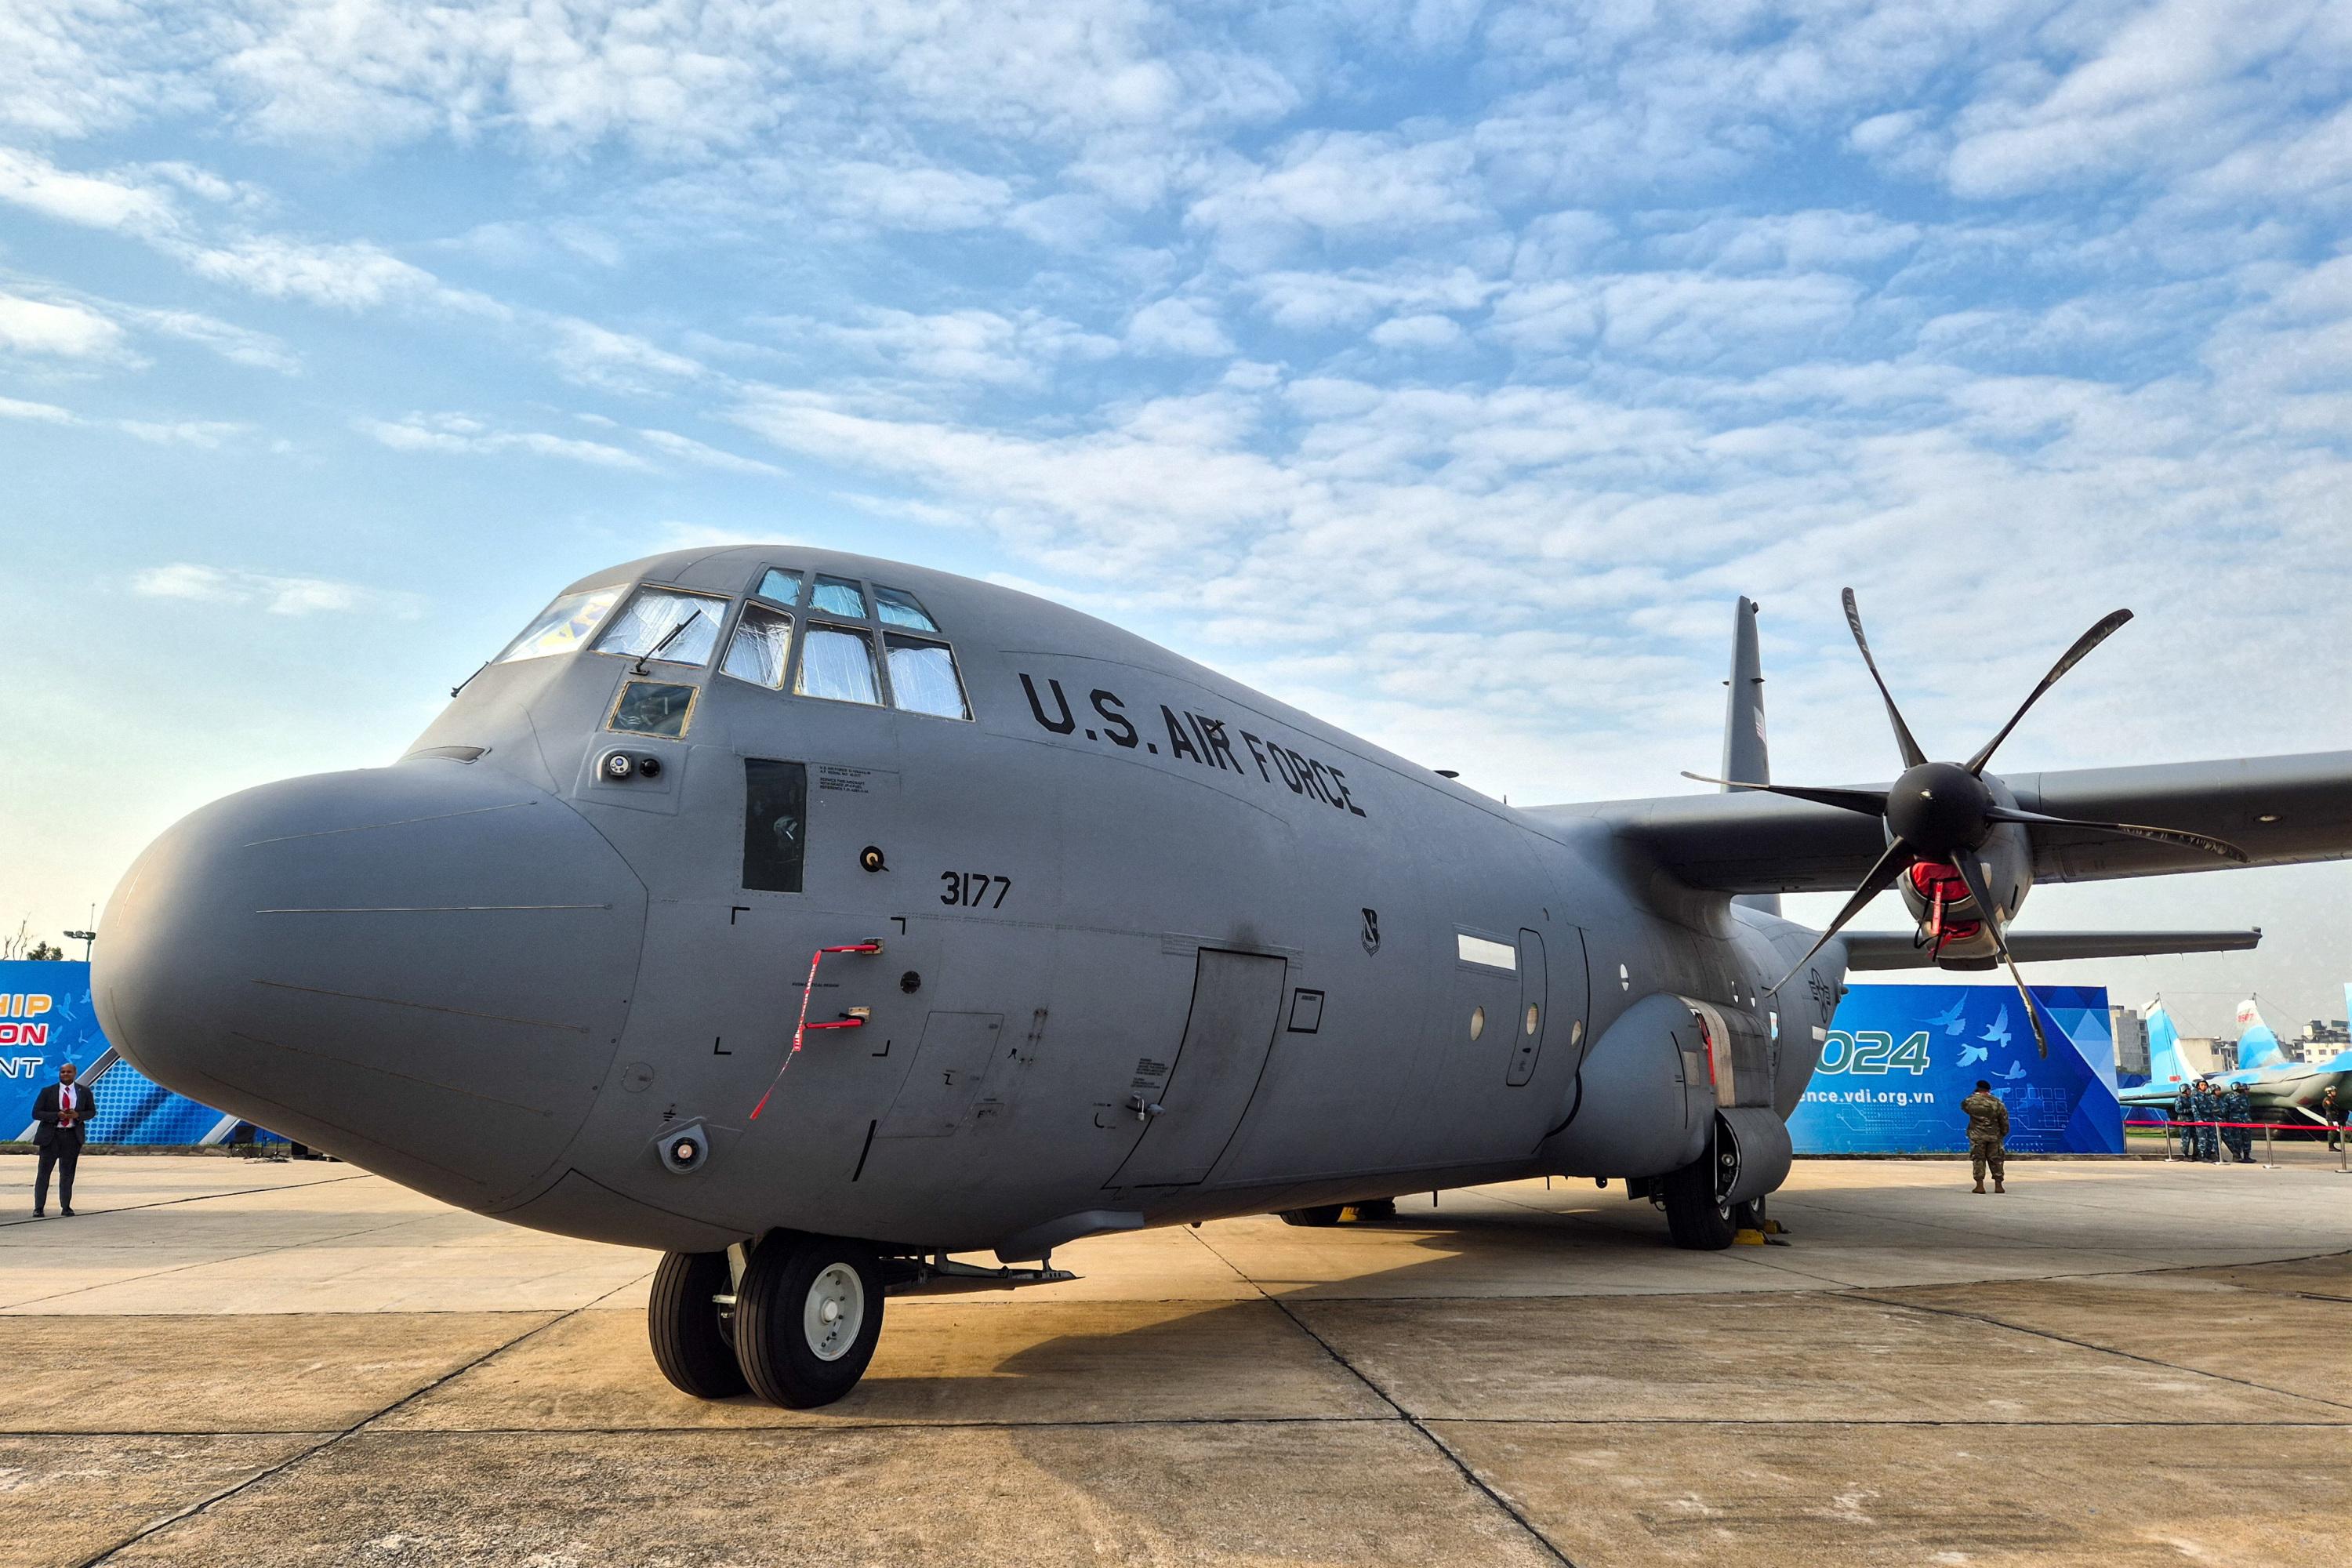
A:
<box><xmin>1108</xmin><ymin>949</ymin><xmax>1286</xmax><ymax>1188</ymax></box>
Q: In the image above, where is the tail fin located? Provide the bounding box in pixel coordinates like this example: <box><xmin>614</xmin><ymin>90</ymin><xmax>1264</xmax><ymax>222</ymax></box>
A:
<box><xmin>2146</xmin><ymin>1000</ymin><xmax>2194</xmax><ymax>1083</ymax></box>
<box><xmin>2233</xmin><ymin>997</ymin><xmax>2285</xmax><ymax>1068</ymax></box>
<box><xmin>1722</xmin><ymin>597</ymin><xmax>1777</xmax><ymax>915</ymax></box>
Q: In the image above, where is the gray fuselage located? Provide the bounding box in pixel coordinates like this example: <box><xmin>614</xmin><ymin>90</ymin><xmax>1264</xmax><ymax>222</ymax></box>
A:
<box><xmin>95</xmin><ymin>545</ymin><xmax>1838</xmax><ymax>1256</ymax></box>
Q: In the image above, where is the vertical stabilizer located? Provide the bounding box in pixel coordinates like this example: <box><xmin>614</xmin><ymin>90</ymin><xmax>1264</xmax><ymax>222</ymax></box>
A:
<box><xmin>2233</xmin><ymin>998</ymin><xmax>2285</xmax><ymax>1068</ymax></box>
<box><xmin>1723</xmin><ymin>597</ymin><xmax>1777</xmax><ymax>915</ymax></box>
<box><xmin>2146</xmin><ymin>1001</ymin><xmax>2194</xmax><ymax>1083</ymax></box>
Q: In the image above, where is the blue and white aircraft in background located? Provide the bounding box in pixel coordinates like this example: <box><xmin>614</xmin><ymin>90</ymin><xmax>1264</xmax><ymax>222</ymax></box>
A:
<box><xmin>2120</xmin><ymin>997</ymin><xmax>2352</xmax><ymax>1127</ymax></box>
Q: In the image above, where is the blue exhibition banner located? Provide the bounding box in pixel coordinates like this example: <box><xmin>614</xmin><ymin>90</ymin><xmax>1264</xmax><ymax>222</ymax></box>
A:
<box><xmin>1790</xmin><ymin>982</ymin><xmax>2121</xmax><ymax>1156</ymax></box>
<box><xmin>0</xmin><ymin>959</ymin><xmax>274</xmax><ymax>1145</ymax></box>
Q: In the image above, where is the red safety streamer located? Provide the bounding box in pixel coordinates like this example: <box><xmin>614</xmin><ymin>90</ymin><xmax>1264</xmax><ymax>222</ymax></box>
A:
<box><xmin>749</xmin><ymin>942</ymin><xmax>880</xmax><ymax>1120</ymax></box>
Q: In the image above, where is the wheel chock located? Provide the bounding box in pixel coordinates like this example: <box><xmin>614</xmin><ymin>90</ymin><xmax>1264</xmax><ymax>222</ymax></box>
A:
<box><xmin>1764</xmin><ymin>1219</ymin><xmax>1790</xmax><ymax>1235</ymax></box>
<box><xmin>1732</xmin><ymin>1228</ymin><xmax>1767</xmax><ymax>1246</ymax></box>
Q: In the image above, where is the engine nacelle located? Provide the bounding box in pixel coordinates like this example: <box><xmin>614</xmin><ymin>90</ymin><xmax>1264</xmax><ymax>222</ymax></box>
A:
<box><xmin>1896</xmin><ymin>819</ymin><xmax>2034</xmax><ymax>970</ymax></box>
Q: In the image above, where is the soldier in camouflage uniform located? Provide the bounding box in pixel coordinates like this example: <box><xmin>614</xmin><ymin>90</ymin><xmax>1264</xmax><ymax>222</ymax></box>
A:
<box><xmin>1962</xmin><ymin>1079</ymin><xmax>2009</xmax><ymax>1193</ymax></box>
<box><xmin>2188</xmin><ymin>1080</ymin><xmax>2221</xmax><ymax>1163</ymax></box>
<box><xmin>2221</xmin><ymin>1083</ymin><xmax>2255</xmax><ymax>1163</ymax></box>
<box><xmin>2172</xmin><ymin>1084</ymin><xmax>2195</xmax><ymax>1160</ymax></box>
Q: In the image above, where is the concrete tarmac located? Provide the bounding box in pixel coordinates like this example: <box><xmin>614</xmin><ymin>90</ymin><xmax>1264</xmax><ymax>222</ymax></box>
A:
<box><xmin>0</xmin><ymin>1154</ymin><xmax>2347</xmax><ymax>1566</ymax></box>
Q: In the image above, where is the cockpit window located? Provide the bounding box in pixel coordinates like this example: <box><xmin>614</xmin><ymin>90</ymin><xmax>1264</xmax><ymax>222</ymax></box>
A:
<box><xmin>885</xmin><ymin>634</ymin><xmax>969</xmax><ymax>719</ymax></box>
<box><xmin>608</xmin><ymin>680</ymin><xmax>698</xmax><ymax>739</ymax></box>
<box><xmin>721</xmin><ymin>602</ymin><xmax>794</xmax><ymax>690</ymax></box>
<box><xmin>811</xmin><ymin>575</ymin><xmax>867</xmax><ymax>619</ymax></box>
<box><xmin>754</xmin><ymin>568</ymin><xmax>804</xmax><ymax>606</ymax></box>
<box><xmin>593</xmin><ymin>587</ymin><xmax>724</xmax><ymax>666</ymax></box>
<box><xmin>874</xmin><ymin>586</ymin><xmax>939</xmax><ymax>632</ymax></box>
<box><xmin>796</xmin><ymin>624</ymin><xmax>881</xmax><ymax>705</ymax></box>
<box><xmin>493</xmin><ymin>587</ymin><xmax>620</xmax><ymax>663</ymax></box>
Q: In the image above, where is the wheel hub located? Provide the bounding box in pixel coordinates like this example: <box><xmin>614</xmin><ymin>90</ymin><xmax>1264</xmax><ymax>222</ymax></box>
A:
<box><xmin>803</xmin><ymin>1261</ymin><xmax>865</xmax><ymax>1362</ymax></box>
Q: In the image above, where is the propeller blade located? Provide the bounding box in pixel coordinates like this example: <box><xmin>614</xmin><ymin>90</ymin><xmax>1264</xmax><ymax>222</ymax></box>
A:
<box><xmin>1842</xmin><ymin>587</ymin><xmax>1929</xmax><ymax>770</ymax></box>
<box><xmin>1981</xmin><ymin>806</ymin><xmax>2246</xmax><ymax>863</ymax></box>
<box><xmin>1964</xmin><ymin>608</ymin><xmax>2133</xmax><ymax>775</ymax></box>
<box><xmin>1767</xmin><ymin>836</ymin><xmax>1912</xmax><ymax>996</ymax></box>
<box><xmin>1679</xmin><ymin>773</ymin><xmax>1891</xmax><ymax>817</ymax></box>
<box><xmin>1948</xmin><ymin>849</ymin><xmax>2050</xmax><ymax>1058</ymax></box>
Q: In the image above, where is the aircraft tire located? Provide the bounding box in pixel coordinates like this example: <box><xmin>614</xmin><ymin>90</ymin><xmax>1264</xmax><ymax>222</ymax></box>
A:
<box><xmin>648</xmin><ymin>1249</ymin><xmax>747</xmax><ymax>1400</ymax></box>
<box><xmin>1661</xmin><ymin>1158</ymin><xmax>1737</xmax><ymax>1250</ymax></box>
<box><xmin>735</xmin><ymin>1232</ymin><xmax>885</xmax><ymax>1408</ymax></box>
<box><xmin>1277</xmin><ymin>1204</ymin><xmax>1346</xmax><ymax>1227</ymax></box>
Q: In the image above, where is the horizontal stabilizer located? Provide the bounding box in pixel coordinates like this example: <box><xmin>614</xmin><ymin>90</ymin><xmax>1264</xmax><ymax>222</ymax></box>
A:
<box><xmin>1842</xmin><ymin>929</ymin><xmax>2261</xmax><ymax>971</ymax></box>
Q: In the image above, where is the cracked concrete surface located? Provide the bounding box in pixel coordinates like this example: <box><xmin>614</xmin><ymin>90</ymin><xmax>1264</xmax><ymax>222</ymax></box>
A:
<box><xmin>0</xmin><ymin>1153</ymin><xmax>2345</xmax><ymax>1566</ymax></box>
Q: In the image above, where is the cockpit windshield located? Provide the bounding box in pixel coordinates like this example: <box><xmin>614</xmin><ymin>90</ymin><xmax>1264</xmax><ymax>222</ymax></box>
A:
<box><xmin>493</xmin><ymin>587</ymin><xmax>621</xmax><ymax>663</ymax></box>
<box><xmin>874</xmin><ymin>586</ymin><xmax>938</xmax><ymax>631</ymax></box>
<box><xmin>593</xmin><ymin>587</ymin><xmax>724</xmax><ymax>666</ymax></box>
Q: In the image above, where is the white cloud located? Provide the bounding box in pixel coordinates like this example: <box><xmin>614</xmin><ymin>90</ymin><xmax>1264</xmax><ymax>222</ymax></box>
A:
<box><xmin>0</xmin><ymin>291</ymin><xmax>126</xmax><ymax>358</ymax></box>
<box><xmin>1650</xmin><ymin>210</ymin><xmax>1925</xmax><ymax>273</ymax></box>
<box><xmin>1369</xmin><ymin>313</ymin><xmax>1465</xmax><ymax>350</ymax></box>
<box><xmin>1490</xmin><ymin>271</ymin><xmax>1861</xmax><ymax>364</ymax></box>
<box><xmin>1248</xmin><ymin>263</ymin><xmax>1502</xmax><ymax>332</ymax></box>
<box><xmin>547</xmin><ymin>318</ymin><xmax>705</xmax><ymax>393</ymax></box>
<box><xmin>180</xmin><ymin>236</ymin><xmax>450</xmax><ymax>310</ymax></box>
<box><xmin>130</xmin><ymin>563</ymin><xmax>422</xmax><ymax>618</ymax></box>
<box><xmin>787</xmin><ymin>307</ymin><xmax>1120</xmax><ymax>386</ymax></box>
<box><xmin>808</xmin><ymin>160</ymin><xmax>1017</xmax><ymax>232</ymax></box>
<box><xmin>0</xmin><ymin>394</ymin><xmax>75</xmax><ymax>423</ymax></box>
<box><xmin>0</xmin><ymin>147</ymin><xmax>180</xmax><ymax>234</ymax></box>
<box><xmin>357</xmin><ymin>412</ymin><xmax>653</xmax><ymax>470</ymax></box>
<box><xmin>637</xmin><ymin>428</ymin><xmax>783</xmax><ymax>475</ymax></box>
<box><xmin>1126</xmin><ymin>296</ymin><xmax>1233</xmax><ymax>357</ymax></box>
<box><xmin>1190</xmin><ymin>130</ymin><xmax>1484</xmax><ymax>260</ymax></box>
<box><xmin>124</xmin><ymin>307</ymin><xmax>300</xmax><ymax>373</ymax></box>
<box><xmin>117</xmin><ymin>419</ymin><xmax>249</xmax><ymax>447</ymax></box>
<box><xmin>1945</xmin><ymin>0</ymin><xmax>2336</xmax><ymax>198</ymax></box>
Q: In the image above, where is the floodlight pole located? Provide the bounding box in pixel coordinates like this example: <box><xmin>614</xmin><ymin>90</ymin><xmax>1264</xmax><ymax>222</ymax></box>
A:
<box><xmin>62</xmin><ymin>929</ymin><xmax>95</xmax><ymax>962</ymax></box>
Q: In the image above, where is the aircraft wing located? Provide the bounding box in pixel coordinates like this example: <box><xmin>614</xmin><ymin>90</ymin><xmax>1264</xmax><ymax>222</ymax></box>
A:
<box><xmin>1841</xmin><ymin>929</ymin><xmax>2262</xmax><ymax>970</ymax></box>
<box><xmin>1554</xmin><ymin>750</ymin><xmax>2352</xmax><ymax>895</ymax></box>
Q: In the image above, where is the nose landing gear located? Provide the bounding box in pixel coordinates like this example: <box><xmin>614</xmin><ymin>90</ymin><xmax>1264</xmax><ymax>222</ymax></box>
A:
<box><xmin>646</xmin><ymin>1248</ymin><xmax>746</xmax><ymax>1399</ymax></box>
<box><xmin>647</xmin><ymin>1232</ymin><xmax>885</xmax><ymax>1409</ymax></box>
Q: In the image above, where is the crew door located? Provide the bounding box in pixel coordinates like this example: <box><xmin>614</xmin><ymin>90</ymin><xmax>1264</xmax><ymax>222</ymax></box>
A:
<box><xmin>1108</xmin><ymin>949</ymin><xmax>1287</xmax><ymax>1188</ymax></box>
<box><xmin>1508</xmin><ymin>926</ymin><xmax>1590</xmax><ymax>1087</ymax></box>
<box><xmin>1505</xmin><ymin>929</ymin><xmax>1548</xmax><ymax>1086</ymax></box>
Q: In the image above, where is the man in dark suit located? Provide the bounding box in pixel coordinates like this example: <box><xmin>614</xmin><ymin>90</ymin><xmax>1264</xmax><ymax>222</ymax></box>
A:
<box><xmin>31</xmin><ymin>1062</ymin><xmax>89</xmax><ymax>1218</ymax></box>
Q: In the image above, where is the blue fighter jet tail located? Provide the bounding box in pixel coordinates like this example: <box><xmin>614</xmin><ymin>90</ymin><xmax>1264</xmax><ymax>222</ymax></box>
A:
<box><xmin>2147</xmin><ymin>1001</ymin><xmax>2196</xmax><ymax>1085</ymax></box>
<box><xmin>2232</xmin><ymin>998</ymin><xmax>2285</xmax><ymax>1069</ymax></box>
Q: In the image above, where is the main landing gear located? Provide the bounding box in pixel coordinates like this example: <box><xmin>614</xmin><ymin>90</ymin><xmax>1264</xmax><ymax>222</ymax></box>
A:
<box><xmin>649</xmin><ymin>1232</ymin><xmax>884</xmax><ymax>1408</ymax></box>
<box><xmin>1651</xmin><ymin>1145</ymin><xmax>1769</xmax><ymax>1250</ymax></box>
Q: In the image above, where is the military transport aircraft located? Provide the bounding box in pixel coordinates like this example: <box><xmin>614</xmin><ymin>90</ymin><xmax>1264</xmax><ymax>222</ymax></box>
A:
<box><xmin>92</xmin><ymin>548</ymin><xmax>2350</xmax><ymax>1406</ymax></box>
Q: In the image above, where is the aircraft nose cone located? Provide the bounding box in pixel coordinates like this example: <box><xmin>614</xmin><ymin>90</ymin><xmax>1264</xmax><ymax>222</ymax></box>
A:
<box><xmin>94</xmin><ymin>763</ymin><xmax>645</xmax><ymax>1210</ymax></box>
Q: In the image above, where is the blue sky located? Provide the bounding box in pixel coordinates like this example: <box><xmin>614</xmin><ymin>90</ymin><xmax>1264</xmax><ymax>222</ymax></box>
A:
<box><xmin>4</xmin><ymin>1</ymin><xmax>2350</xmax><ymax>1034</ymax></box>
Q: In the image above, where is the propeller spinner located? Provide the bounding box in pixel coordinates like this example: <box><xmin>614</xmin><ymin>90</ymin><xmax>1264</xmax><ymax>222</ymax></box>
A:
<box><xmin>1686</xmin><ymin>588</ymin><xmax>2246</xmax><ymax>1057</ymax></box>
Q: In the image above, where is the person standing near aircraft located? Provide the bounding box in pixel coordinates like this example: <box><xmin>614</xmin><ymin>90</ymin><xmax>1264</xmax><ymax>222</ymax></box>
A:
<box><xmin>2189</xmin><ymin>1080</ymin><xmax>2221</xmax><ymax>1163</ymax></box>
<box><xmin>2221</xmin><ymin>1083</ymin><xmax>2255</xmax><ymax>1163</ymax></box>
<box><xmin>1962</xmin><ymin>1080</ymin><xmax>2009</xmax><ymax>1193</ymax></box>
<box><xmin>2323</xmin><ymin>1086</ymin><xmax>2344</xmax><ymax>1152</ymax></box>
<box><xmin>2172</xmin><ymin>1083</ymin><xmax>2196</xmax><ymax>1160</ymax></box>
<box><xmin>31</xmin><ymin>1062</ymin><xmax>87</xmax><ymax>1218</ymax></box>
